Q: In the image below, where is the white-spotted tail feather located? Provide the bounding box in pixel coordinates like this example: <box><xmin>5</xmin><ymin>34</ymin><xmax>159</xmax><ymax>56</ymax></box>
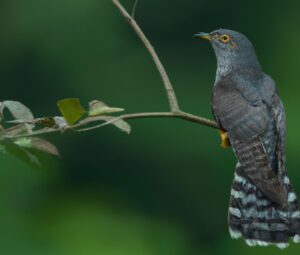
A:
<box><xmin>228</xmin><ymin>167</ymin><xmax>300</xmax><ymax>249</ymax></box>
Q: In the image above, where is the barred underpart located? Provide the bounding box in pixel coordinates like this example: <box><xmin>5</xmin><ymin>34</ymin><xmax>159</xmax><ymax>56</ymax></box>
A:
<box><xmin>228</xmin><ymin>166</ymin><xmax>300</xmax><ymax>249</ymax></box>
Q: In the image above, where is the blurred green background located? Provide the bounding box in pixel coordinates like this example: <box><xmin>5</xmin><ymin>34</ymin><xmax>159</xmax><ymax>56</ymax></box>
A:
<box><xmin>1</xmin><ymin>0</ymin><xmax>300</xmax><ymax>254</ymax></box>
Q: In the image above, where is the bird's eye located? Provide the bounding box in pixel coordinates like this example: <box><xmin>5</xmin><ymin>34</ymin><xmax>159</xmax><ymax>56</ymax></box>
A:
<box><xmin>219</xmin><ymin>34</ymin><xmax>231</xmax><ymax>43</ymax></box>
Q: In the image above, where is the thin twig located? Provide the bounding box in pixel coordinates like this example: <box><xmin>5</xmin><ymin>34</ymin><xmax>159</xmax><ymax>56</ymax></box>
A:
<box><xmin>76</xmin><ymin>111</ymin><xmax>218</xmax><ymax>132</ymax></box>
<box><xmin>112</xmin><ymin>0</ymin><xmax>180</xmax><ymax>112</ymax></box>
<box><xmin>2</xmin><ymin>111</ymin><xmax>217</xmax><ymax>139</ymax></box>
<box><xmin>131</xmin><ymin>0</ymin><xmax>138</xmax><ymax>18</ymax></box>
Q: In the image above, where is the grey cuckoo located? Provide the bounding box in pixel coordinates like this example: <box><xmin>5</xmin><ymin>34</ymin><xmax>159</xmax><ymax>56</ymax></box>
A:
<box><xmin>194</xmin><ymin>29</ymin><xmax>300</xmax><ymax>248</ymax></box>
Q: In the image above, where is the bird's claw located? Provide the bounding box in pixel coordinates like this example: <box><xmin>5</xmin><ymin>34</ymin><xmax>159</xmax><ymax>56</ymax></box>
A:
<box><xmin>218</xmin><ymin>129</ymin><xmax>230</xmax><ymax>148</ymax></box>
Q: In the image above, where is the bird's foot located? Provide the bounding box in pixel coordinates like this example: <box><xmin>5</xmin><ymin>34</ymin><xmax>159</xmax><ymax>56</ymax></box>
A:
<box><xmin>218</xmin><ymin>129</ymin><xmax>230</xmax><ymax>148</ymax></box>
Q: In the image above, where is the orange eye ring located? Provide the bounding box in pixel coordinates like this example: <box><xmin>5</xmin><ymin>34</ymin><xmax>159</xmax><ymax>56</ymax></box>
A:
<box><xmin>219</xmin><ymin>34</ymin><xmax>231</xmax><ymax>43</ymax></box>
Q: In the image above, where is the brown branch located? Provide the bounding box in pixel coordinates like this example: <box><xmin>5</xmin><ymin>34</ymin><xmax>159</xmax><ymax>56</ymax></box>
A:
<box><xmin>75</xmin><ymin>111</ymin><xmax>218</xmax><ymax>132</ymax></box>
<box><xmin>123</xmin><ymin>112</ymin><xmax>217</xmax><ymax>128</ymax></box>
<box><xmin>111</xmin><ymin>0</ymin><xmax>217</xmax><ymax>129</ymax></box>
<box><xmin>2</xmin><ymin>111</ymin><xmax>217</xmax><ymax>140</ymax></box>
<box><xmin>112</xmin><ymin>0</ymin><xmax>180</xmax><ymax>112</ymax></box>
<box><xmin>1</xmin><ymin>0</ymin><xmax>219</xmax><ymax>143</ymax></box>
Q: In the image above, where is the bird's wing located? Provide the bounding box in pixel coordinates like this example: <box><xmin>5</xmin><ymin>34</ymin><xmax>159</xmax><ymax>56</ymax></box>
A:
<box><xmin>212</xmin><ymin>76</ymin><xmax>287</xmax><ymax>205</ymax></box>
<box><xmin>259</xmin><ymin>75</ymin><xmax>287</xmax><ymax>178</ymax></box>
<box><xmin>272</xmin><ymin>92</ymin><xmax>286</xmax><ymax>177</ymax></box>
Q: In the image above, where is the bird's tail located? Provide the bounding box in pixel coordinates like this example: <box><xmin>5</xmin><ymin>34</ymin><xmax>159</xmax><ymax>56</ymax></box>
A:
<box><xmin>228</xmin><ymin>164</ymin><xmax>300</xmax><ymax>249</ymax></box>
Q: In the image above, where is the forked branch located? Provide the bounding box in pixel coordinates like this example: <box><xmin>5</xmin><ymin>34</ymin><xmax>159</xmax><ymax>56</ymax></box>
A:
<box><xmin>0</xmin><ymin>0</ymin><xmax>218</xmax><ymax>148</ymax></box>
<box><xmin>110</xmin><ymin>0</ymin><xmax>217</xmax><ymax>128</ymax></box>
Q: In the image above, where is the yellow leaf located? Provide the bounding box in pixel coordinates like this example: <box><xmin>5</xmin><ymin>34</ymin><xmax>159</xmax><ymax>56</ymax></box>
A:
<box><xmin>57</xmin><ymin>98</ymin><xmax>86</xmax><ymax>125</ymax></box>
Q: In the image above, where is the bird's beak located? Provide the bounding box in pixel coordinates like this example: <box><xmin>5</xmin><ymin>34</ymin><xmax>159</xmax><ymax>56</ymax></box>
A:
<box><xmin>193</xmin><ymin>32</ymin><xmax>212</xmax><ymax>41</ymax></box>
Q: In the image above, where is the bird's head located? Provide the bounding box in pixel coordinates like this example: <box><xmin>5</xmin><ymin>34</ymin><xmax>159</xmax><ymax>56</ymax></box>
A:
<box><xmin>193</xmin><ymin>29</ymin><xmax>261</xmax><ymax>78</ymax></box>
<box><xmin>193</xmin><ymin>29</ymin><xmax>253</xmax><ymax>55</ymax></box>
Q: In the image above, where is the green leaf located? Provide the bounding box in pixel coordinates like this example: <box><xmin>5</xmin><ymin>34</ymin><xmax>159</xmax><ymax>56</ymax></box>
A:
<box><xmin>57</xmin><ymin>98</ymin><xmax>86</xmax><ymax>125</ymax></box>
<box><xmin>14</xmin><ymin>137</ymin><xmax>60</xmax><ymax>156</ymax></box>
<box><xmin>3</xmin><ymin>100</ymin><xmax>34</xmax><ymax>122</ymax></box>
<box><xmin>31</xmin><ymin>137</ymin><xmax>60</xmax><ymax>156</ymax></box>
<box><xmin>23</xmin><ymin>149</ymin><xmax>41</xmax><ymax>166</ymax></box>
<box><xmin>111</xmin><ymin>118</ymin><xmax>131</xmax><ymax>134</ymax></box>
<box><xmin>0</xmin><ymin>102</ymin><xmax>5</xmax><ymax>122</ymax></box>
<box><xmin>2</xmin><ymin>124</ymin><xmax>33</xmax><ymax>138</ymax></box>
<box><xmin>1</xmin><ymin>140</ymin><xmax>41</xmax><ymax>167</ymax></box>
<box><xmin>85</xmin><ymin>116</ymin><xmax>131</xmax><ymax>134</ymax></box>
<box><xmin>88</xmin><ymin>100</ymin><xmax>124</xmax><ymax>116</ymax></box>
<box><xmin>14</xmin><ymin>137</ymin><xmax>32</xmax><ymax>148</ymax></box>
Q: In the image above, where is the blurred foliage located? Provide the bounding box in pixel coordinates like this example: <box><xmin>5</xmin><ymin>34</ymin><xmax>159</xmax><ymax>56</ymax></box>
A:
<box><xmin>0</xmin><ymin>98</ymin><xmax>129</xmax><ymax>167</ymax></box>
<box><xmin>0</xmin><ymin>0</ymin><xmax>300</xmax><ymax>254</ymax></box>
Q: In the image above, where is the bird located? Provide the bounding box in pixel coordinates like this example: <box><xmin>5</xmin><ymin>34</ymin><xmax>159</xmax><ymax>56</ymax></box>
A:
<box><xmin>193</xmin><ymin>29</ymin><xmax>300</xmax><ymax>249</ymax></box>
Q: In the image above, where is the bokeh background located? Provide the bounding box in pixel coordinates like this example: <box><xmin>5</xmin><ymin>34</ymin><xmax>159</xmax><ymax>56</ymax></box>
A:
<box><xmin>0</xmin><ymin>0</ymin><xmax>300</xmax><ymax>254</ymax></box>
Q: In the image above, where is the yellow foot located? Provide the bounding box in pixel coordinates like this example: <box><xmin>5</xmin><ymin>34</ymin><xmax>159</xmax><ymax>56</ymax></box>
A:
<box><xmin>218</xmin><ymin>129</ymin><xmax>230</xmax><ymax>149</ymax></box>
